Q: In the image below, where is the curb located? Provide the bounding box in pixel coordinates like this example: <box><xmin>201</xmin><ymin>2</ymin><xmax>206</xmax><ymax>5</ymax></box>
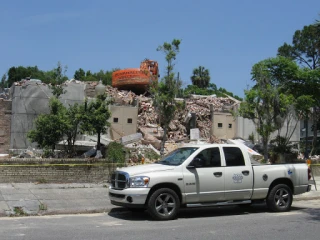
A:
<box><xmin>0</xmin><ymin>207</ymin><xmax>130</xmax><ymax>218</ymax></box>
<box><xmin>1</xmin><ymin>196</ymin><xmax>320</xmax><ymax>218</ymax></box>
<box><xmin>294</xmin><ymin>196</ymin><xmax>320</xmax><ymax>201</ymax></box>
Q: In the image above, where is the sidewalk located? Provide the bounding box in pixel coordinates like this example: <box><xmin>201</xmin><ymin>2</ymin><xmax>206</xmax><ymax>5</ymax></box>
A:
<box><xmin>0</xmin><ymin>178</ymin><xmax>319</xmax><ymax>217</ymax></box>
<box><xmin>0</xmin><ymin>183</ymin><xmax>115</xmax><ymax>217</ymax></box>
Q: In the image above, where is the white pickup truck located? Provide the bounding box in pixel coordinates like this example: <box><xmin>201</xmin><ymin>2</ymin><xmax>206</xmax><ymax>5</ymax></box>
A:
<box><xmin>109</xmin><ymin>144</ymin><xmax>311</xmax><ymax>220</ymax></box>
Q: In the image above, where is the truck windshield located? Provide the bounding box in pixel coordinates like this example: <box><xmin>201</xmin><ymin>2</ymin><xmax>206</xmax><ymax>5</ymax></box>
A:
<box><xmin>156</xmin><ymin>147</ymin><xmax>198</xmax><ymax>166</ymax></box>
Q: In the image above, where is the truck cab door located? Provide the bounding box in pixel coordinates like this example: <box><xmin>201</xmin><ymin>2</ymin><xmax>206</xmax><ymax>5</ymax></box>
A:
<box><xmin>183</xmin><ymin>147</ymin><xmax>225</xmax><ymax>203</ymax></box>
<box><xmin>222</xmin><ymin>146</ymin><xmax>254</xmax><ymax>200</ymax></box>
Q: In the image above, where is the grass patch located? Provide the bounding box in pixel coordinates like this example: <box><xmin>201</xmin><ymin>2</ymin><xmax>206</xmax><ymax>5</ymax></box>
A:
<box><xmin>13</xmin><ymin>207</ymin><xmax>27</xmax><ymax>216</ymax></box>
<box><xmin>39</xmin><ymin>203</ymin><xmax>48</xmax><ymax>211</ymax></box>
<box><xmin>36</xmin><ymin>178</ymin><xmax>48</xmax><ymax>184</ymax></box>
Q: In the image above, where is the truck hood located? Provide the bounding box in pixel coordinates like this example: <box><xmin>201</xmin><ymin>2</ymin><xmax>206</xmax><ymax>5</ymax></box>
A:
<box><xmin>116</xmin><ymin>164</ymin><xmax>175</xmax><ymax>176</ymax></box>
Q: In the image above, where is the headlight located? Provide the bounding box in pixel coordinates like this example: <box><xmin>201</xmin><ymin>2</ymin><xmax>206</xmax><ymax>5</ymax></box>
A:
<box><xmin>129</xmin><ymin>176</ymin><xmax>150</xmax><ymax>188</ymax></box>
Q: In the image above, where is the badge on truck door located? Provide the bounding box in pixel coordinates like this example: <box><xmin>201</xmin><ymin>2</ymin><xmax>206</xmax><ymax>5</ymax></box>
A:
<box><xmin>232</xmin><ymin>173</ymin><xmax>243</xmax><ymax>183</ymax></box>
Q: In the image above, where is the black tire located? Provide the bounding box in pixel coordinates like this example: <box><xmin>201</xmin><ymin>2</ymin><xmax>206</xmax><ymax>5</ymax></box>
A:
<box><xmin>266</xmin><ymin>184</ymin><xmax>292</xmax><ymax>212</ymax></box>
<box><xmin>147</xmin><ymin>188</ymin><xmax>180</xmax><ymax>221</ymax></box>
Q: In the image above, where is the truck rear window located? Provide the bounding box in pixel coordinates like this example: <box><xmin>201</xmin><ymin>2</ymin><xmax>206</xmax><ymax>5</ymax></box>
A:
<box><xmin>223</xmin><ymin>147</ymin><xmax>245</xmax><ymax>166</ymax></box>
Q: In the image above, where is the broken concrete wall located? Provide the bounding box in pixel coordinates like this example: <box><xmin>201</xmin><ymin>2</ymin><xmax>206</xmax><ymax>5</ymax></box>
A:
<box><xmin>212</xmin><ymin>111</ymin><xmax>236</xmax><ymax>139</ymax></box>
<box><xmin>0</xmin><ymin>99</ymin><xmax>12</xmax><ymax>153</ymax></box>
<box><xmin>234</xmin><ymin>103</ymin><xmax>301</xmax><ymax>143</ymax></box>
<box><xmin>109</xmin><ymin>105</ymin><xmax>138</xmax><ymax>140</ymax></box>
<box><xmin>10</xmin><ymin>81</ymin><xmax>85</xmax><ymax>149</ymax></box>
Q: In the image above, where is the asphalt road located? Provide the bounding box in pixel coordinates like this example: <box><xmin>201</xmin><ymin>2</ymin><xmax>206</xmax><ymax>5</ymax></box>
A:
<box><xmin>0</xmin><ymin>200</ymin><xmax>319</xmax><ymax>240</ymax></box>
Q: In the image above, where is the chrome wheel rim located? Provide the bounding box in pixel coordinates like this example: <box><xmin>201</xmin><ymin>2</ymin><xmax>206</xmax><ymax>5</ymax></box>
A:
<box><xmin>274</xmin><ymin>188</ymin><xmax>290</xmax><ymax>208</ymax></box>
<box><xmin>154</xmin><ymin>193</ymin><xmax>176</xmax><ymax>217</ymax></box>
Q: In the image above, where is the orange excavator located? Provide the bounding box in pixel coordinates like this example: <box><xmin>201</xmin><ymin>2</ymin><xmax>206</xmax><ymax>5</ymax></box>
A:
<box><xmin>112</xmin><ymin>59</ymin><xmax>159</xmax><ymax>93</ymax></box>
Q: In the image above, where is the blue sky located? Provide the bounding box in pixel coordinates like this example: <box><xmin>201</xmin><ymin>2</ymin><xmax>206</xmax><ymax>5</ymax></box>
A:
<box><xmin>1</xmin><ymin>0</ymin><xmax>319</xmax><ymax>97</ymax></box>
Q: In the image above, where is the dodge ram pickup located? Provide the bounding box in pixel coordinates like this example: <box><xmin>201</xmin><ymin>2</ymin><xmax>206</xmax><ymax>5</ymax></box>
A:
<box><xmin>109</xmin><ymin>143</ymin><xmax>311</xmax><ymax>220</ymax></box>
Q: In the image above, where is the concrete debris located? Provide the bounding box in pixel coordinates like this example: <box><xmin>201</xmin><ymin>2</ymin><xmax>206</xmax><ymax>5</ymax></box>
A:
<box><xmin>84</xmin><ymin>147</ymin><xmax>97</xmax><ymax>158</ymax></box>
<box><xmin>121</xmin><ymin>133</ymin><xmax>143</xmax><ymax>145</ymax></box>
<box><xmin>17</xmin><ymin>147</ymin><xmax>43</xmax><ymax>158</ymax></box>
<box><xmin>0</xmin><ymin>88</ymin><xmax>10</xmax><ymax>100</ymax></box>
<box><xmin>5</xmin><ymin>79</ymin><xmax>237</xmax><ymax>157</ymax></box>
<box><xmin>102</xmin><ymin>85</ymin><xmax>237</xmax><ymax>152</ymax></box>
<box><xmin>103</xmin><ymin>84</ymin><xmax>236</xmax><ymax>146</ymax></box>
<box><xmin>95</xmin><ymin>150</ymin><xmax>103</xmax><ymax>159</ymax></box>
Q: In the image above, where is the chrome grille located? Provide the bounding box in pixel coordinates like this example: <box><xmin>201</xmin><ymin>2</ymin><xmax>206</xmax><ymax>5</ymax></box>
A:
<box><xmin>110</xmin><ymin>171</ymin><xmax>129</xmax><ymax>190</ymax></box>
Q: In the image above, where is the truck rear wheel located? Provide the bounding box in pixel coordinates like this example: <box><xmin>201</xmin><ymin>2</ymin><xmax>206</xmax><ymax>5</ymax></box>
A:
<box><xmin>147</xmin><ymin>188</ymin><xmax>180</xmax><ymax>221</ymax></box>
<box><xmin>267</xmin><ymin>184</ymin><xmax>292</xmax><ymax>212</ymax></box>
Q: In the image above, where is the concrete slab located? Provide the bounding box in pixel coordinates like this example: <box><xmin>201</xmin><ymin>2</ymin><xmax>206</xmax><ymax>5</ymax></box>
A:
<box><xmin>0</xmin><ymin>201</ymin><xmax>10</xmax><ymax>217</ymax></box>
<box><xmin>0</xmin><ymin>184</ymin><xmax>15</xmax><ymax>190</ymax></box>
<box><xmin>15</xmin><ymin>183</ymin><xmax>107</xmax><ymax>190</ymax></box>
<box><xmin>12</xmin><ymin>183</ymin><xmax>40</xmax><ymax>189</ymax></box>
<box><xmin>0</xmin><ymin>193</ymin><xmax>4</xmax><ymax>201</ymax></box>
<box><xmin>0</xmin><ymin>201</ymin><xmax>10</xmax><ymax>211</ymax></box>
<box><xmin>2</xmin><ymin>193</ymin><xmax>38</xmax><ymax>201</ymax></box>
<box><xmin>6</xmin><ymin>200</ymin><xmax>40</xmax><ymax>215</ymax></box>
<box><xmin>40</xmin><ymin>199</ymin><xmax>110</xmax><ymax>214</ymax></box>
<box><xmin>30</xmin><ymin>188</ymin><xmax>109</xmax><ymax>200</ymax></box>
<box><xmin>0</xmin><ymin>188</ymin><xmax>31</xmax><ymax>194</ymax></box>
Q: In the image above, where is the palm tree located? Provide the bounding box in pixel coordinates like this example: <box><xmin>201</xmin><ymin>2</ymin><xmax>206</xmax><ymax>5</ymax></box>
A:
<box><xmin>191</xmin><ymin>66</ymin><xmax>211</xmax><ymax>88</ymax></box>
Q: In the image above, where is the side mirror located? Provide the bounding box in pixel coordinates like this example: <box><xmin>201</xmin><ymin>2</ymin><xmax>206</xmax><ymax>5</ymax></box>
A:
<box><xmin>187</xmin><ymin>158</ymin><xmax>203</xmax><ymax>169</ymax></box>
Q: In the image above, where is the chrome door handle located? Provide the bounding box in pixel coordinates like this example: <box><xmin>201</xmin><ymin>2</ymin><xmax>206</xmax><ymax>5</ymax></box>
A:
<box><xmin>242</xmin><ymin>170</ymin><xmax>249</xmax><ymax>176</ymax></box>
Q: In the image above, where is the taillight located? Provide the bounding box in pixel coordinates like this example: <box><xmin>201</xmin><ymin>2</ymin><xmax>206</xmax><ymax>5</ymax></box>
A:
<box><xmin>308</xmin><ymin>167</ymin><xmax>311</xmax><ymax>180</ymax></box>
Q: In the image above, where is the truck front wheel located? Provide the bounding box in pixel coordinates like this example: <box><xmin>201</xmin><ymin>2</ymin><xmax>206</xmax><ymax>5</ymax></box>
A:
<box><xmin>147</xmin><ymin>188</ymin><xmax>180</xmax><ymax>221</ymax></box>
<box><xmin>267</xmin><ymin>184</ymin><xmax>292</xmax><ymax>212</ymax></box>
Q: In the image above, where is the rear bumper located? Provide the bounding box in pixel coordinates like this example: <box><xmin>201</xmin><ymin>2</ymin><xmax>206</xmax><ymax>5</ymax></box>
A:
<box><xmin>307</xmin><ymin>184</ymin><xmax>312</xmax><ymax>192</ymax></box>
<box><xmin>294</xmin><ymin>184</ymin><xmax>312</xmax><ymax>195</ymax></box>
<box><xmin>109</xmin><ymin>187</ymin><xmax>150</xmax><ymax>208</ymax></box>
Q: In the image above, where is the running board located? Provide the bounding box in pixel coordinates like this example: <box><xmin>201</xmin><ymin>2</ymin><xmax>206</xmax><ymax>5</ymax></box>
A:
<box><xmin>186</xmin><ymin>200</ymin><xmax>251</xmax><ymax>208</ymax></box>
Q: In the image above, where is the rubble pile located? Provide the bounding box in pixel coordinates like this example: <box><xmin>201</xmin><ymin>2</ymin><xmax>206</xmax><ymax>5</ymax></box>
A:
<box><xmin>105</xmin><ymin>85</ymin><xmax>136</xmax><ymax>105</ymax></box>
<box><xmin>184</xmin><ymin>96</ymin><xmax>235</xmax><ymax>141</ymax></box>
<box><xmin>103</xmin><ymin>86</ymin><xmax>237</xmax><ymax>145</ymax></box>
<box><xmin>0</xmin><ymin>88</ymin><xmax>10</xmax><ymax>100</ymax></box>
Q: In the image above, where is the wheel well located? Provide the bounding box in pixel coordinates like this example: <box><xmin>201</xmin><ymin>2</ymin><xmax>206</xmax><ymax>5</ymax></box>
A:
<box><xmin>145</xmin><ymin>183</ymin><xmax>182</xmax><ymax>206</ymax></box>
<box><xmin>267</xmin><ymin>178</ymin><xmax>294</xmax><ymax>195</ymax></box>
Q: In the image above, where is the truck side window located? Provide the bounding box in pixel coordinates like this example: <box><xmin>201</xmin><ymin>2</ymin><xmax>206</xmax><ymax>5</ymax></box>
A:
<box><xmin>194</xmin><ymin>147</ymin><xmax>221</xmax><ymax>167</ymax></box>
<box><xmin>223</xmin><ymin>147</ymin><xmax>245</xmax><ymax>166</ymax></box>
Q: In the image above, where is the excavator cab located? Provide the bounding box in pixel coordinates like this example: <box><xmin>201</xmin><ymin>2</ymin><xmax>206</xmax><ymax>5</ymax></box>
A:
<box><xmin>140</xmin><ymin>59</ymin><xmax>159</xmax><ymax>78</ymax></box>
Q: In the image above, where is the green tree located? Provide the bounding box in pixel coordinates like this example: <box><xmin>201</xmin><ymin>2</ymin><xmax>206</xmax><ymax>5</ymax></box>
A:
<box><xmin>183</xmin><ymin>84</ymin><xmax>215</xmax><ymax>96</ymax></box>
<box><xmin>0</xmin><ymin>74</ymin><xmax>6</xmax><ymax>88</ymax></box>
<box><xmin>278</xmin><ymin>24</ymin><xmax>320</xmax><ymax>156</ymax></box>
<box><xmin>152</xmin><ymin>39</ymin><xmax>182</xmax><ymax>155</ymax></box>
<box><xmin>191</xmin><ymin>66</ymin><xmax>211</xmax><ymax>88</ymax></box>
<box><xmin>64</xmin><ymin>102</ymin><xmax>86</xmax><ymax>156</ymax></box>
<box><xmin>74</xmin><ymin>68</ymin><xmax>86</xmax><ymax>80</ymax></box>
<box><xmin>238</xmin><ymin>58</ymin><xmax>298</xmax><ymax>161</ymax></box>
<box><xmin>278</xmin><ymin>24</ymin><xmax>320</xmax><ymax>70</ymax></box>
<box><xmin>27</xmin><ymin>97</ymin><xmax>68</xmax><ymax>152</ymax></box>
<box><xmin>208</xmin><ymin>83</ymin><xmax>217</xmax><ymax>91</ymax></box>
<box><xmin>50</xmin><ymin>61</ymin><xmax>68</xmax><ymax>98</ymax></box>
<box><xmin>82</xmin><ymin>94</ymin><xmax>111</xmax><ymax>151</ymax></box>
<box><xmin>7</xmin><ymin>66</ymin><xmax>47</xmax><ymax>87</ymax></box>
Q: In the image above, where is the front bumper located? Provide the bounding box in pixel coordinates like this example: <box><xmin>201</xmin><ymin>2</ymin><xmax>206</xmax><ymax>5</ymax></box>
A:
<box><xmin>109</xmin><ymin>187</ymin><xmax>150</xmax><ymax>208</ymax></box>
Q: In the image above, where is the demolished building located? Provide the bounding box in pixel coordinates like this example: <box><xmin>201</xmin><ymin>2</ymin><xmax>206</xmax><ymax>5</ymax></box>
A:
<box><xmin>0</xmin><ymin>80</ymin><xmax>301</xmax><ymax>156</ymax></box>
